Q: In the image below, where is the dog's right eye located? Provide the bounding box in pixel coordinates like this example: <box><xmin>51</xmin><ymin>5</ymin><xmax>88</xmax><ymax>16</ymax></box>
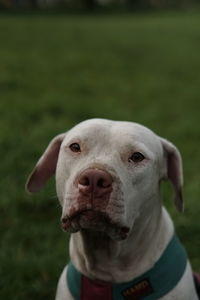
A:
<box><xmin>69</xmin><ymin>143</ymin><xmax>81</xmax><ymax>153</ymax></box>
<box><xmin>129</xmin><ymin>152</ymin><xmax>145</xmax><ymax>163</ymax></box>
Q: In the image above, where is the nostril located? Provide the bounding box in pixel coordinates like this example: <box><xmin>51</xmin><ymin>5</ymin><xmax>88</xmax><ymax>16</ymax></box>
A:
<box><xmin>97</xmin><ymin>178</ymin><xmax>111</xmax><ymax>188</ymax></box>
<box><xmin>79</xmin><ymin>176</ymin><xmax>90</xmax><ymax>186</ymax></box>
<box><xmin>97</xmin><ymin>178</ymin><xmax>104</xmax><ymax>188</ymax></box>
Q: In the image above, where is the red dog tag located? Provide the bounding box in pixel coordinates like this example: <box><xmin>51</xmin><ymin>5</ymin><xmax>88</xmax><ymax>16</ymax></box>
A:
<box><xmin>81</xmin><ymin>275</ymin><xmax>112</xmax><ymax>300</ymax></box>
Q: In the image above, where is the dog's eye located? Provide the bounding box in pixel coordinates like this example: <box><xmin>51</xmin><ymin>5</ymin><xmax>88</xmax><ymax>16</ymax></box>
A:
<box><xmin>69</xmin><ymin>143</ymin><xmax>81</xmax><ymax>153</ymax></box>
<box><xmin>129</xmin><ymin>152</ymin><xmax>145</xmax><ymax>163</ymax></box>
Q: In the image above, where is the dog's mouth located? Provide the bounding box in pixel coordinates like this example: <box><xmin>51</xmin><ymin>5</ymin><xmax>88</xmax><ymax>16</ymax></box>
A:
<box><xmin>61</xmin><ymin>209</ymin><xmax>130</xmax><ymax>240</ymax></box>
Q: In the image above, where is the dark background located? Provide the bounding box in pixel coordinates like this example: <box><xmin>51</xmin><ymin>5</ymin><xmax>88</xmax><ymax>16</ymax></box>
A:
<box><xmin>0</xmin><ymin>2</ymin><xmax>200</xmax><ymax>299</ymax></box>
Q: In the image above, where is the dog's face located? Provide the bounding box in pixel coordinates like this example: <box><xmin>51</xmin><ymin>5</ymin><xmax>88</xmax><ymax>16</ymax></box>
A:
<box><xmin>55</xmin><ymin>119</ymin><xmax>165</xmax><ymax>240</ymax></box>
<box><xmin>26</xmin><ymin>119</ymin><xmax>183</xmax><ymax>241</ymax></box>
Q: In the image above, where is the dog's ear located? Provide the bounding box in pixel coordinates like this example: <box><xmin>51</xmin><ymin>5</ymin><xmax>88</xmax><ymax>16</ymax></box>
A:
<box><xmin>160</xmin><ymin>137</ymin><xmax>184</xmax><ymax>212</ymax></box>
<box><xmin>26</xmin><ymin>133</ymin><xmax>65</xmax><ymax>193</ymax></box>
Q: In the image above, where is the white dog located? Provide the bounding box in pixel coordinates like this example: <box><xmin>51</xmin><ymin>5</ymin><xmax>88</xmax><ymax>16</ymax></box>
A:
<box><xmin>26</xmin><ymin>119</ymin><xmax>198</xmax><ymax>300</ymax></box>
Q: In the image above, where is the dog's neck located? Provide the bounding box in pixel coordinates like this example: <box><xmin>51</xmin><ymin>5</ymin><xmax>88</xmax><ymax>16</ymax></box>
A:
<box><xmin>69</xmin><ymin>206</ymin><xmax>174</xmax><ymax>282</ymax></box>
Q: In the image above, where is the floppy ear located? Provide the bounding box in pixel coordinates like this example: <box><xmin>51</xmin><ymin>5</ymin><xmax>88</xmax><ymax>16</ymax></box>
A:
<box><xmin>160</xmin><ymin>138</ymin><xmax>184</xmax><ymax>212</ymax></box>
<box><xmin>26</xmin><ymin>133</ymin><xmax>65</xmax><ymax>193</ymax></box>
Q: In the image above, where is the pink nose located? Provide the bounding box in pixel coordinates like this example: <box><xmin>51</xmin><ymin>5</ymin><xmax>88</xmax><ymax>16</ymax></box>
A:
<box><xmin>78</xmin><ymin>169</ymin><xmax>113</xmax><ymax>197</ymax></box>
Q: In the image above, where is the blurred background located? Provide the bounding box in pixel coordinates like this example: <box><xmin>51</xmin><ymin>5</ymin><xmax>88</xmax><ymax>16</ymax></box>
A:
<box><xmin>1</xmin><ymin>0</ymin><xmax>200</xmax><ymax>10</ymax></box>
<box><xmin>0</xmin><ymin>1</ymin><xmax>200</xmax><ymax>299</ymax></box>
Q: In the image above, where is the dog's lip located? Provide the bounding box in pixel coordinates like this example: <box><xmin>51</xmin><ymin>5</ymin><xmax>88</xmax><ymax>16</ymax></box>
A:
<box><xmin>62</xmin><ymin>209</ymin><xmax>94</xmax><ymax>223</ymax></box>
<box><xmin>61</xmin><ymin>209</ymin><xmax>111</xmax><ymax>231</ymax></box>
<box><xmin>61</xmin><ymin>209</ymin><xmax>130</xmax><ymax>240</ymax></box>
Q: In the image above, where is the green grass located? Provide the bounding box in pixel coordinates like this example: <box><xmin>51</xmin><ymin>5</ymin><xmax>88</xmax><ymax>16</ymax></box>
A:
<box><xmin>0</xmin><ymin>11</ymin><xmax>200</xmax><ymax>299</ymax></box>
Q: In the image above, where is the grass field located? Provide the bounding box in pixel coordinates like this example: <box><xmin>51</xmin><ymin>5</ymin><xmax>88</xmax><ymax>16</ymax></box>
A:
<box><xmin>0</xmin><ymin>10</ymin><xmax>200</xmax><ymax>299</ymax></box>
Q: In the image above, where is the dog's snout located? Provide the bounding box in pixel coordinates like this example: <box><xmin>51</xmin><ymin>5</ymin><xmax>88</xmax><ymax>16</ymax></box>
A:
<box><xmin>78</xmin><ymin>169</ymin><xmax>113</xmax><ymax>197</ymax></box>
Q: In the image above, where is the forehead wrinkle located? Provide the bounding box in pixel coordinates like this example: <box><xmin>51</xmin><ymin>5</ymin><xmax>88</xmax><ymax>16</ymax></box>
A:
<box><xmin>64</xmin><ymin>123</ymin><xmax>112</xmax><ymax>148</ymax></box>
<box><xmin>119</xmin><ymin>141</ymin><xmax>154</xmax><ymax>157</ymax></box>
<box><xmin>111</xmin><ymin>123</ymin><xmax>161</xmax><ymax>153</ymax></box>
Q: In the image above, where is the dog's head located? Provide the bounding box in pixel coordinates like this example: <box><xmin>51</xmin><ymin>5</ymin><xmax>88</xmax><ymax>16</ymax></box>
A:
<box><xmin>26</xmin><ymin>119</ymin><xmax>183</xmax><ymax>240</ymax></box>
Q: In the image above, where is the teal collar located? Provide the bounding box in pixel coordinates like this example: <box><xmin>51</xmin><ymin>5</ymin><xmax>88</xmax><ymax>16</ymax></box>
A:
<box><xmin>67</xmin><ymin>234</ymin><xmax>187</xmax><ymax>300</ymax></box>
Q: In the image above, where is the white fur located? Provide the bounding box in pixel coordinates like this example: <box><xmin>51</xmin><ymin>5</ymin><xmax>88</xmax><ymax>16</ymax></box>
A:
<box><xmin>26</xmin><ymin>119</ymin><xmax>198</xmax><ymax>299</ymax></box>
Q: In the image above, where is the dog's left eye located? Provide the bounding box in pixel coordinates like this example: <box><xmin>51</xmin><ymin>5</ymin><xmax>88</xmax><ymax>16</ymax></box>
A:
<box><xmin>69</xmin><ymin>143</ymin><xmax>81</xmax><ymax>153</ymax></box>
<box><xmin>129</xmin><ymin>152</ymin><xmax>145</xmax><ymax>163</ymax></box>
